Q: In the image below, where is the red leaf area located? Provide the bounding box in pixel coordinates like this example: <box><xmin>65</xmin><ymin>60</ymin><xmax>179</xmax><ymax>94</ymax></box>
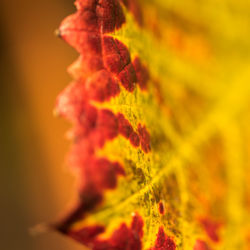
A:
<box><xmin>158</xmin><ymin>201</ymin><xmax>165</xmax><ymax>215</ymax></box>
<box><xmin>199</xmin><ymin>217</ymin><xmax>221</xmax><ymax>243</ymax></box>
<box><xmin>55</xmin><ymin>0</ymin><xmax>175</xmax><ymax>249</ymax></box>
<box><xmin>149</xmin><ymin>227</ymin><xmax>176</xmax><ymax>250</ymax></box>
<box><xmin>193</xmin><ymin>240</ymin><xmax>211</xmax><ymax>250</ymax></box>
<box><xmin>69</xmin><ymin>213</ymin><xmax>143</xmax><ymax>250</ymax></box>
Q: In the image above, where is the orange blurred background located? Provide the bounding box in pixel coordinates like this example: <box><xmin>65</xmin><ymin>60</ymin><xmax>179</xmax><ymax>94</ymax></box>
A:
<box><xmin>0</xmin><ymin>0</ymin><xmax>83</xmax><ymax>249</ymax></box>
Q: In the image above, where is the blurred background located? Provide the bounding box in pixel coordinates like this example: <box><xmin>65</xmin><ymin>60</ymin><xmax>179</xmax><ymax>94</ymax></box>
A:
<box><xmin>0</xmin><ymin>0</ymin><xmax>83</xmax><ymax>249</ymax></box>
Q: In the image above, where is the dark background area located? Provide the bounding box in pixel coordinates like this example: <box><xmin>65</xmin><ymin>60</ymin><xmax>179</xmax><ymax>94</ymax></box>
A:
<box><xmin>0</xmin><ymin>1</ymin><xmax>84</xmax><ymax>249</ymax></box>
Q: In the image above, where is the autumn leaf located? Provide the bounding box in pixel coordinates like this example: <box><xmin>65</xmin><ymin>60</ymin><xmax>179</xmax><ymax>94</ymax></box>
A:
<box><xmin>53</xmin><ymin>0</ymin><xmax>250</xmax><ymax>249</ymax></box>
